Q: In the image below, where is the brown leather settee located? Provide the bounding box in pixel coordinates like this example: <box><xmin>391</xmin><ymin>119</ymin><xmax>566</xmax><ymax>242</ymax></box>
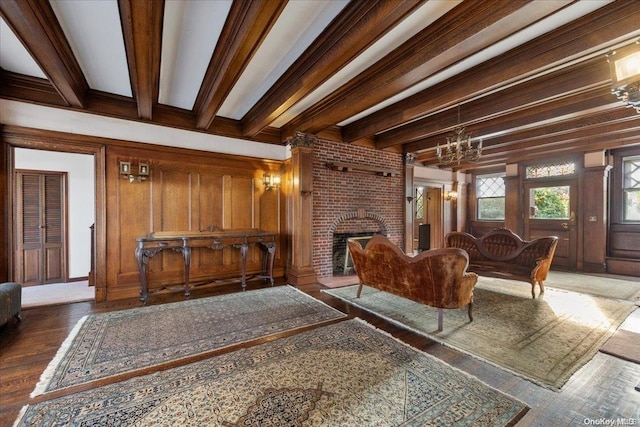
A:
<box><xmin>347</xmin><ymin>235</ymin><xmax>478</xmax><ymax>331</ymax></box>
<box><xmin>445</xmin><ymin>228</ymin><xmax>558</xmax><ymax>298</ymax></box>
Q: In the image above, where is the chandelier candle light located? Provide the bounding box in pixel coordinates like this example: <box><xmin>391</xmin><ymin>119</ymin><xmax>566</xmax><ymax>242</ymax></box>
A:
<box><xmin>436</xmin><ymin>105</ymin><xmax>482</xmax><ymax>165</ymax></box>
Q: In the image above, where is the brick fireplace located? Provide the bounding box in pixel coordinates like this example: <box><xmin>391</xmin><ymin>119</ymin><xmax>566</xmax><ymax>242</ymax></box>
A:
<box><xmin>312</xmin><ymin>139</ymin><xmax>405</xmax><ymax>278</ymax></box>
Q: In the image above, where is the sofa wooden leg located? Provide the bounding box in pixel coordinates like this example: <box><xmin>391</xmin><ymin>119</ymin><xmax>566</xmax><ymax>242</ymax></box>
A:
<box><xmin>15</xmin><ymin>312</ymin><xmax>23</xmax><ymax>322</ymax></box>
<box><xmin>356</xmin><ymin>284</ymin><xmax>363</xmax><ymax>298</ymax></box>
<box><xmin>437</xmin><ymin>308</ymin><xmax>443</xmax><ymax>332</ymax></box>
<box><xmin>531</xmin><ymin>282</ymin><xmax>536</xmax><ymax>299</ymax></box>
<box><xmin>467</xmin><ymin>302</ymin><xmax>473</xmax><ymax>322</ymax></box>
<box><xmin>531</xmin><ymin>280</ymin><xmax>545</xmax><ymax>299</ymax></box>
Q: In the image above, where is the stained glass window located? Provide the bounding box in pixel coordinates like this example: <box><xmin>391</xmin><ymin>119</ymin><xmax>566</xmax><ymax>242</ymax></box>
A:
<box><xmin>525</xmin><ymin>161</ymin><xmax>575</xmax><ymax>179</ymax></box>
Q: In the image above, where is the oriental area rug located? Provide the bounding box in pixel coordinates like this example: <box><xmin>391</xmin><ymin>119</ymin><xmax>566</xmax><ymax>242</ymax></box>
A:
<box><xmin>31</xmin><ymin>285</ymin><xmax>346</xmax><ymax>397</ymax></box>
<box><xmin>15</xmin><ymin>319</ymin><xmax>528</xmax><ymax>427</ymax></box>
<box><xmin>324</xmin><ymin>279</ymin><xmax>637</xmax><ymax>391</ymax></box>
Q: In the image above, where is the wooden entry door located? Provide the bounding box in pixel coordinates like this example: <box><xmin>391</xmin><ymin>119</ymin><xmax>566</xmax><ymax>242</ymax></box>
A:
<box><xmin>15</xmin><ymin>171</ymin><xmax>67</xmax><ymax>286</ymax></box>
<box><xmin>523</xmin><ymin>179</ymin><xmax>577</xmax><ymax>269</ymax></box>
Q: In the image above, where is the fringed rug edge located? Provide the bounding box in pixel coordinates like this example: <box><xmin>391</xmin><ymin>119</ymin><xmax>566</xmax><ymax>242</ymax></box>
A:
<box><xmin>30</xmin><ymin>314</ymin><xmax>89</xmax><ymax>398</ymax></box>
<box><xmin>11</xmin><ymin>405</ymin><xmax>29</xmax><ymax>427</ymax></box>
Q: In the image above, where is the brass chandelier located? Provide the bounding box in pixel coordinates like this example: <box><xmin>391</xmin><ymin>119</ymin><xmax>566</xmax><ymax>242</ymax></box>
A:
<box><xmin>436</xmin><ymin>105</ymin><xmax>482</xmax><ymax>165</ymax></box>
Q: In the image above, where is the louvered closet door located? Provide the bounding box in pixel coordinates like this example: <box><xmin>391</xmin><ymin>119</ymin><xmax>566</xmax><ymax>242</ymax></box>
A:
<box><xmin>16</xmin><ymin>172</ymin><xmax>66</xmax><ymax>286</ymax></box>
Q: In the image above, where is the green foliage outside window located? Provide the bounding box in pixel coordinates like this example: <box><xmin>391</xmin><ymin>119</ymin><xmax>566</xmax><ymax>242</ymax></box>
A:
<box><xmin>531</xmin><ymin>187</ymin><xmax>569</xmax><ymax>219</ymax></box>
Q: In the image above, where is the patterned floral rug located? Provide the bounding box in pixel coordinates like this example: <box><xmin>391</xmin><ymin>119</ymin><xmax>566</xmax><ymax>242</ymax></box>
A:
<box><xmin>324</xmin><ymin>280</ymin><xmax>637</xmax><ymax>391</ymax></box>
<box><xmin>32</xmin><ymin>285</ymin><xmax>346</xmax><ymax>397</ymax></box>
<box><xmin>15</xmin><ymin>319</ymin><xmax>528</xmax><ymax>426</ymax></box>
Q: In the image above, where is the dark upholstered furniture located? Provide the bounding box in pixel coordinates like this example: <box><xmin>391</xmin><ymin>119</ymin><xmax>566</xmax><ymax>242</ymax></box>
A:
<box><xmin>0</xmin><ymin>282</ymin><xmax>22</xmax><ymax>327</ymax></box>
<box><xmin>445</xmin><ymin>228</ymin><xmax>558</xmax><ymax>299</ymax></box>
<box><xmin>347</xmin><ymin>235</ymin><xmax>478</xmax><ymax>331</ymax></box>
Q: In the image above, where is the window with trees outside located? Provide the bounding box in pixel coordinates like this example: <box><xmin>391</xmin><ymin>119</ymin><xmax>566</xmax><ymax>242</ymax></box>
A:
<box><xmin>623</xmin><ymin>156</ymin><xmax>640</xmax><ymax>222</ymax></box>
<box><xmin>528</xmin><ymin>186</ymin><xmax>570</xmax><ymax>219</ymax></box>
<box><xmin>476</xmin><ymin>173</ymin><xmax>505</xmax><ymax>220</ymax></box>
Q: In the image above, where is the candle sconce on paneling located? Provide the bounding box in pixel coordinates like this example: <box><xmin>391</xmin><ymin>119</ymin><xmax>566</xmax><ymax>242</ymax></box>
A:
<box><xmin>120</xmin><ymin>160</ymin><xmax>150</xmax><ymax>183</ymax></box>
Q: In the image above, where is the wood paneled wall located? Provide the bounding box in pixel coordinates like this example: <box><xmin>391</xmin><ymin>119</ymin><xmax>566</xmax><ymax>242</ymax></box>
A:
<box><xmin>106</xmin><ymin>145</ymin><xmax>285</xmax><ymax>300</ymax></box>
<box><xmin>2</xmin><ymin>126</ymin><xmax>286</xmax><ymax>301</ymax></box>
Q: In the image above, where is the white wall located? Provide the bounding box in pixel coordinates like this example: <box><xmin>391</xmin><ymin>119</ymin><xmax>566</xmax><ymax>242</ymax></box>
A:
<box><xmin>15</xmin><ymin>148</ymin><xmax>95</xmax><ymax>279</ymax></box>
<box><xmin>2</xmin><ymin>100</ymin><xmax>288</xmax><ymax>160</ymax></box>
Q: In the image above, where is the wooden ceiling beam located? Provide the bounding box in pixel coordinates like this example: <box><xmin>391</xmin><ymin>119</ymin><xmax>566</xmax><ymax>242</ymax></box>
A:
<box><xmin>417</xmin><ymin>114</ymin><xmax>640</xmax><ymax>164</ymax></box>
<box><xmin>416</xmin><ymin>115</ymin><xmax>640</xmax><ymax>170</ymax></box>
<box><xmin>194</xmin><ymin>0</ymin><xmax>287</xmax><ymax>130</ymax></box>
<box><xmin>475</xmin><ymin>132</ymin><xmax>640</xmax><ymax>171</ymax></box>
<box><xmin>404</xmin><ymin>87</ymin><xmax>619</xmax><ymax>153</ymax></box>
<box><xmin>118</xmin><ymin>0</ymin><xmax>164</xmax><ymax>121</ymax></box>
<box><xmin>376</xmin><ymin>59</ymin><xmax>611</xmax><ymax>149</ymax></box>
<box><xmin>240</xmin><ymin>0</ymin><xmax>426</xmax><ymax>138</ymax></box>
<box><xmin>342</xmin><ymin>1</ymin><xmax>640</xmax><ymax>143</ymax></box>
<box><xmin>282</xmin><ymin>0</ymin><xmax>567</xmax><ymax>137</ymax></box>
<box><xmin>0</xmin><ymin>0</ymin><xmax>88</xmax><ymax>107</ymax></box>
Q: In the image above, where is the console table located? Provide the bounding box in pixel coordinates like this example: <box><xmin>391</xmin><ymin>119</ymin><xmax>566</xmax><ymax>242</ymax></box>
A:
<box><xmin>136</xmin><ymin>229</ymin><xmax>276</xmax><ymax>303</ymax></box>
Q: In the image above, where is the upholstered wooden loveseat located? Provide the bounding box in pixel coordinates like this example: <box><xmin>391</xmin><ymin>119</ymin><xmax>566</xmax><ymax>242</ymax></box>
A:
<box><xmin>445</xmin><ymin>228</ymin><xmax>558</xmax><ymax>298</ymax></box>
<box><xmin>347</xmin><ymin>235</ymin><xmax>478</xmax><ymax>331</ymax></box>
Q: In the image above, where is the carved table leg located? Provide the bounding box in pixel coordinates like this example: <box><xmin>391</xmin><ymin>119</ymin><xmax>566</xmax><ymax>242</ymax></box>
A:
<box><xmin>240</xmin><ymin>243</ymin><xmax>248</xmax><ymax>290</ymax></box>
<box><xmin>182</xmin><ymin>247</ymin><xmax>191</xmax><ymax>298</ymax></box>
<box><xmin>136</xmin><ymin>247</ymin><xmax>149</xmax><ymax>304</ymax></box>
<box><xmin>261</xmin><ymin>242</ymin><xmax>276</xmax><ymax>286</ymax></box>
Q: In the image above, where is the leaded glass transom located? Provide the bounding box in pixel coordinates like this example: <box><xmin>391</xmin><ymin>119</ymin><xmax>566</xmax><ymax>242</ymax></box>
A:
<box><xmin>525</xmin><ymin>161</ymin><xmax>575</xmax><ymax>179</ymax></box>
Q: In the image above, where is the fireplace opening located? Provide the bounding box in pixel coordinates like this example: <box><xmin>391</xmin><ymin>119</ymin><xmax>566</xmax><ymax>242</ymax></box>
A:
<box><xmin>332</xmin><ymin>232</ymin><xmax>378</xmax><ymax>276</ymax></box>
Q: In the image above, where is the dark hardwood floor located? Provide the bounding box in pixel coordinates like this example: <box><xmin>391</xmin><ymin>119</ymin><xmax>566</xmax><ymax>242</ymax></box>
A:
<box><xmin>1</xmin><ymin>280</ymin><xmax>639</xmax><ymax>427</ymax></box>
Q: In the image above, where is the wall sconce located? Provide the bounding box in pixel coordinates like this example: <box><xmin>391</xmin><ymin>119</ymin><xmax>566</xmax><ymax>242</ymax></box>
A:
<box><xmin>120</xmin><ymin>160</ymin><xmax>149</xmax><ymax>183</ymax></box>
<box><xmin>607</xmin><ymin>40</ymin><xmax>640</xmax><ymax>113</ymax></box>
<box><xmin>445</xmin><ymin>190</ymin><xmax>458</xmax><ymax>201</ymax></box>
<box><xmin>263</xmin><ymin>173</ymin><xmax>281</xmax><ymax>191</ymax></box>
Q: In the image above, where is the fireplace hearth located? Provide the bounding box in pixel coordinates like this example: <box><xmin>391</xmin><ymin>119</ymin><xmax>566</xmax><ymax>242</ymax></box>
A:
<box><xmin>332</xmin><ymin>232</ymin><xmax>378</xmax><ymax>276</ymax></box>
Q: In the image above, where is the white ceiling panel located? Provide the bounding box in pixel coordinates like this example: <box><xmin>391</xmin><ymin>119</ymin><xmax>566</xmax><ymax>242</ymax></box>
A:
<box><xmin>158</xmin><ymin>0</ymin><xmax>233</xmax><ymax>110</ymax></box>
<box><xmin>217</xmin><ymin>0</ymin><xmax>349</xmax><ymax>120</ymax></box>
<box><xmin>0</xmin><ymin>17</ymin><xmax>46</xmax><ymax>78</ymax></box>
<box><xmin>49</xmin><ymin>0</ymin><xmax>131</xmax><ymax>97</ymax></box>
